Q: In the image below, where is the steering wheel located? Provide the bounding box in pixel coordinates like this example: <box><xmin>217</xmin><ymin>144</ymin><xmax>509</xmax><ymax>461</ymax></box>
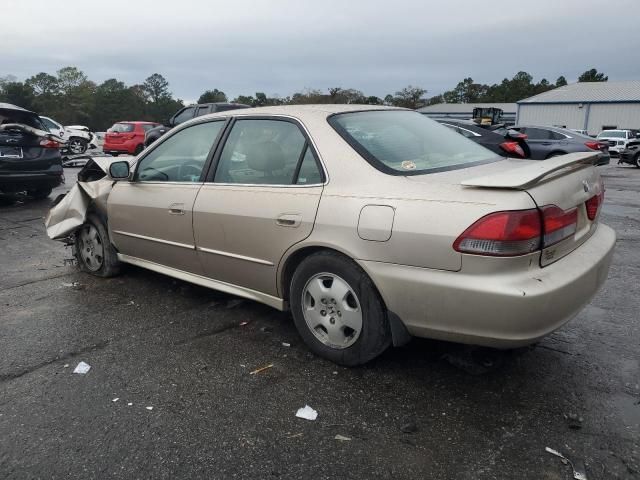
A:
<box><xmin>177</xmin><ymin>161</ymin><xmax>203</xmax><ymax>182</ymax></box>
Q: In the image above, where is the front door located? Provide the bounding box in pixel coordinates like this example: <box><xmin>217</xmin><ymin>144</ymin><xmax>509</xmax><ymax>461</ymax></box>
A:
<box><xmin>193</xmin><ymin>118</ymin><xmax>325</xmax><ymax>296</ymax></box>
<box><xmin>108</xmin><ymin>119</ymin><xmax>226</xmax><ymax>274</ymax></box>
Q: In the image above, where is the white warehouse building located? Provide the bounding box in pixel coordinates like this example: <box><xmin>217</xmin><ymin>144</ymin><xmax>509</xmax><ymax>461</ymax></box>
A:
<box><xmin>517</xmin><ymin>81</ymin><xmax>640</xmax><ymax>136</ymax></box>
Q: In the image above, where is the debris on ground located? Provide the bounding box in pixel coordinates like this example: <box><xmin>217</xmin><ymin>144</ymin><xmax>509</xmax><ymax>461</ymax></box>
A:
<box><xmin>127</xmin><ymin>403</ymin><xmax>133</xmax><ymax>406</ymax></box>
<box><xmin>400</xmin><ymin>418</ymin><xmax>418</xmax><ymax>433</ymax></box>
<box><xmin>62</xmin><ymin>282</ymin><xmax>85</xmax><ymax>291</ymax></box>
<box><xmin>226</xmin><ymin>299</ymin><xmax>243</xmax><ymax>309</ymax></box>
<box><xmin>260</xmin><ymin>326</ymin><xmax>273</xmax><ymax>333</ymax></box>
<box><xmin>296</xmin><ymin>405</ymin><xmax>318</xmax><ymax>421</ymax></box>
<box><xmin>285</xmin><ymin>432</ymin><xmax>303</xmax><ymax>439</ymax></box>
<box><xmin>239</xmin><ymin>321</ymin><xmax>249</xmax><ymax>326</ymax></box>
<box><xmin>249</xmin><ymin>364</ymin><xmax>273</xmax><ymax>375</ymax></box>
<box><xmin>72</xmin><ymin>361</ymin><xmax>91</xmax><ymax>374</ymax></box>
<box><xmin>334</xmin><ymin>434</ymin><xmax>352</xmax><ymax>441</ymax></box>
<box><xmin>565</xmin><ymin>412</ymin><xmax>584</xmax><ymax>430</ymax></box>
<box><xmin>545</xmin><ymin>447</ymin><xmax>588</xmax><ymax>480</ymax></box>
<box><xmin>126</xmin><ymin>300</ymin><xmax>135</xmax><ymax>306</ymax></box>
<box><xmin>282</xmin><ymin>342</ymin><xmax>291</xmax><ymax>347</ymax></box>
<box><xmin>112</xmin><ymin>398</ymin><xmax>119</xmax><ymax>402</ymax></box>
<box><xmin>63</xmin><ymin>364</ymin><xmax>69</xmax><ymax>368</ymax></box>
<box><xmin>146</xmin><ymin>406</ymin><xmax>153</xmax><ymax>411</ymax></box>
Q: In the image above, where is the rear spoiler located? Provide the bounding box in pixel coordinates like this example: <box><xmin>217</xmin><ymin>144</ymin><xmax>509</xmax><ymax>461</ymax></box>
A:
<box><xmin>461</xmin><ymin>152</ymin><xmax>599</xmax><ymax>189</ymax></box>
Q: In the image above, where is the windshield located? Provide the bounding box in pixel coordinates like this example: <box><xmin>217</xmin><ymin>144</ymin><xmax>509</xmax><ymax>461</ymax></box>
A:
<box><xmin>598</xmin><ymin>131</ymin><xmax>625</xmax><ymax>138</ymax></box>
<box><xmin>329</xmin><ymin>110</ymin><xmax>497</xmax><ymax>175</ymax></box>
<box><xmin>110</xmin><ymin>123</ymin><xmax>135</xmax><ymax>133</ymax></box>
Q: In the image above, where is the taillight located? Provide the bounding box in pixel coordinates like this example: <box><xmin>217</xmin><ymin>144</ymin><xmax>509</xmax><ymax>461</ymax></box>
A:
<box><xmin>541</xmin><ymin>205</ymin><xmax>578</xmax><ymax>246</ymax></box>
<box><xmin>499</xmin><ymin>141</ymin><xmax>526</xmax><ymax>158</ymax></box>
<box><xmin>453</xmin><ymin>209</ymin><xmax>542</xmax><ymax>256</ymax></box>
<box><xmin>40</xmin><ymin>139</ymin><xmax>61</xmax><ymax>148</ymax></box>
<box><xmin>584</xmin><ymin>141</ymin><xmax>600</xmax><ymax>151</ymax></box>
<box><xmin>585</xmin><ymin>191</ymin><xmax>604</xmax><ymax>221</ymax></box>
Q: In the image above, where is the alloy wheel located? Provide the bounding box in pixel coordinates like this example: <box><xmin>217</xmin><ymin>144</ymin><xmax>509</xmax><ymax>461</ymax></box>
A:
<box><xmin>69</xmin><ymin>139</ymin><xmax>86</xmax><ymax>154</ymax></box>
<box><xmin>301</xmin><ymin>273</ymin><xmax>363</xmax><ymax>349</ymax></box>
<box><xmin>78</xmin><ymin>224</ymin><xmax>104</xmax><ymax>272</ymax></box>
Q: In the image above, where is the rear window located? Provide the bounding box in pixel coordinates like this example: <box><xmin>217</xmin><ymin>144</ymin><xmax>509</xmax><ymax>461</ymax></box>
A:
<box><xmin>0</xmin><ymin>109</ymin><xmax>46</xmax><ymax>131</ymax></box>
<box><xmin>141</xmin><ymin>124</ymin><xmax>157</xmax><ymax>132</ymax></box>
<box><xmin>598</xmin><ymin>131</ymin><xmax>625</xmax><ymax>138</ymax></box>
<box><xmin>328</xmin><ymin>110</ymin><xmax>496</xmax><ymax>175</ymax></box>
<box><xmin>110</xmin><ymin>123</ymin><xmax>135</xmax><ymax>133</ymax></box>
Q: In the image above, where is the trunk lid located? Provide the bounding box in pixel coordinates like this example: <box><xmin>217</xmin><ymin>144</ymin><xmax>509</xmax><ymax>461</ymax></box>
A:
<box><xmin>462</xmin><ymin>152</ymin><xmax>603</xmax><ymax>266</ymax></box>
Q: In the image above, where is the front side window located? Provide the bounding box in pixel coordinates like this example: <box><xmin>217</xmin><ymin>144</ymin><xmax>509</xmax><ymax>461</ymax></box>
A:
<box><xmin>173</xmin><ymin>107</ymin><xmax>196</xmax><ymax>125</ymax></box>
<box><xmin>41</xmin><ymin>117</ymin><xmax>60</xmax><ymax>131</ymax></box>
<box><xmin>214</xmin><ymin>119</ymin><xmax>308</xmax><ymax>185</ymax></box>
<box><xmin>110</xmin><ymin>123</ymin><xmax>134</xmax><ymax>133</ymax></box>
<box><xmin>135</xmin><ymin>121</ymin><xmax>224</xmax><ymax>182</ymax></box>
<box><xmin>329</xmin><ymin>110</ymin><xmax>496</xmax><ymax>175</ymax></box>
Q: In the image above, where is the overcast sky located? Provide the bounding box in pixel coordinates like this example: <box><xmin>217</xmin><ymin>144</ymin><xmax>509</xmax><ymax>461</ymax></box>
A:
<box><xmin>3</xmin><ymin>0</ymin><xmax>640</xmax><ymax>101</ymax></box>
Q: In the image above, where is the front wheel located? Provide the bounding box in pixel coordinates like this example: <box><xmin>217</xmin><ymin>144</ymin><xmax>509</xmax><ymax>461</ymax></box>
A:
<box><xmin>634</xmin><ymin>153</ymin><xmax>640</xmax><ymax>168</ymax></box>
<box><xmin>74</xmin><ymin>215</ymin><xmax>121</xmax><ymax>277</ymax></box>
<box><xmin>68</xmin><ymin>137</ymin><xmax>88</xmax><ymax>154</ymax></box>
<box><xmin>290</xmin><ymin>251</ymin><xmax>391</xmax><ymax>366</ymax></box>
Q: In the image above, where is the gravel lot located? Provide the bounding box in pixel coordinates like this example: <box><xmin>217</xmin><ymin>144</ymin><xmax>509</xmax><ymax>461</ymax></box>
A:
<box><xmin>0</xmin><ymin>164</ymin><xmax>638</xmax><ymax>479</ymax></box>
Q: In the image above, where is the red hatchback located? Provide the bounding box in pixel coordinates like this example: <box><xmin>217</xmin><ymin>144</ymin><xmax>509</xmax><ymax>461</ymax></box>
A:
<box><xmin>103</xmin><ymin>121</ymin><xmax>160</xmax><ymax>156</ymax></box>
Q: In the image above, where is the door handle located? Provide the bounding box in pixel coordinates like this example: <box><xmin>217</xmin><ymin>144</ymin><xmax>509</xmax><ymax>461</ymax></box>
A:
<box><xmin>276</xmin><ymin>214</ymin><xmax>301</xmax><ymax>227</ymax></box>
<box><xmin>169</xmin><ymin>203</ymin><xmax>185</xmax><ymax>215</ymax></box>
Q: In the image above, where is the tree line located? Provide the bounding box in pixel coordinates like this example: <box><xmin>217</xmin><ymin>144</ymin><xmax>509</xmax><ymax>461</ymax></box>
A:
<box><xmin>0</xmin><ymin>67</ymin><xmax>608</xmax><ymax>131</ymax></box>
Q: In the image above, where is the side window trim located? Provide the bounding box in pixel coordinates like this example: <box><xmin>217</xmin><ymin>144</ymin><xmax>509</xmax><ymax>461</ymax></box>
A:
<box><xmin>204</xmin><ymin>115</ymin><xmax>326</xmax><ymax>187</ymax></box>
<box><xmin>132</xmin><ymin>118</ymin><xmax>229</xmax><ymax>184</ymax></box>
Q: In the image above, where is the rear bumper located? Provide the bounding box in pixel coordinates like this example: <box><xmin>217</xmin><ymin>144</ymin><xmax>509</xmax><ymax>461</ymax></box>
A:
<box><xmin>104</xmin><ymin>140</ymin><xmax>138</xmax><ymax>155</ymax></box>
<box><xmin>0</xmin><ymin>165</ymin><xmax>64</xmax><ymax>193</ymax></box>
<box><xmin>361</xmin><ymin>223</ymin><xmax>616</xmax><ymax>348</ymax></box>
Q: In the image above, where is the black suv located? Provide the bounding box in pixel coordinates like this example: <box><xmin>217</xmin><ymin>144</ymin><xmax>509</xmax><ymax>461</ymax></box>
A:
<box><xmin>0</xmin><ymin>103</ymin><xmax>63</xmax><ymax>199</ymax></box>
<box><xmin>144</xmin><ymin>102</ymin><xmax>250</xmax><ymax>147</ymax></box>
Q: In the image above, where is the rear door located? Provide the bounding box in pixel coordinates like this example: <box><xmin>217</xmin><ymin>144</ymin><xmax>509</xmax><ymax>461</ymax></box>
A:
<box><xmin>518</xmin><ymin>127</ymin><xmax>567</xmax><ymax>159</ymax></box>
<box><xmin>107</xmin><ymin>119</ymin><xmax>227</xmax><ymax>274</ymax></box>
<box><xmin>193</xmin><ymin>117</ymin><xmax>325</xmax><ymax>296</ymax></box>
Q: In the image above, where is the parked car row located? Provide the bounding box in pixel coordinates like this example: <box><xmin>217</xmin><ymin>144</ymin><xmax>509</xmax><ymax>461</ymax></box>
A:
<box><xmin>431</xmin><ymin>117</ymin><xmax>611</xmax><ymax>165</ymax></box>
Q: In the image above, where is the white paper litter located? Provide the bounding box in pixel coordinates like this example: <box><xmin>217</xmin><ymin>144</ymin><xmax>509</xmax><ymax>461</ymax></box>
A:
<box><xmin>73</xmin><ymin>361</ymin><xmax>91</xmax><ymax>374</ymax></box>
<box><xmin>146</xmin><ymin>406</ymin><xmax>153</xmax><ymax>411</ymax></box>
<box><xmin>112</xmin><ymin>398</ymin><xmax>119</xmax><ymax>402</ymax></box>
<box><xmin>295</xmin><ymin>405</ymin><xmax>318</xmax><ymax>421</ymax></box>
<box><xmin>282</xmin><ymin>342</ymin><xmax>291</xmax><ymax>347</ymax></box>
<box><xmin>127</xmin><ymin>403</ymin><xmax>133</xmax><ymax>406</ymax></box>
<box><xmin>334</xmin><ymin>434</ymin><xmax>352</xmax><ymax>441</ymax></box>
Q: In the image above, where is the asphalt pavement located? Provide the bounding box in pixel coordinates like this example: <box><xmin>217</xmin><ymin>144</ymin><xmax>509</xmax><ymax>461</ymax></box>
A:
<box><xmin>0</xmin><ymin>164</ymin><xmax>638</xmax><ymax>479</ymax></box>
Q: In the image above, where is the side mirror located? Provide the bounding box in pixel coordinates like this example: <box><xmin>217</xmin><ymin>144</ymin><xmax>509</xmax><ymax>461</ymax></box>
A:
<box><xmin>109</xmin><ymin>161</ymin><xmax>130</xmax><ymax>179</ymax></box>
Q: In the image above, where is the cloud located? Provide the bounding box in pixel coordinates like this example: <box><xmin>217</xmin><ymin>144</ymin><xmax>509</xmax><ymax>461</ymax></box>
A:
<box><xmin>2</xmin><ymin>0</ymin><xmax>640</xmax><ymax>99</ymax></box>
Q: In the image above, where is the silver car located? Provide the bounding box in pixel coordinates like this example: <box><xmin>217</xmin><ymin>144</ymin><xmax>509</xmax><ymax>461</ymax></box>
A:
<box><xmin>46</xmin><ymin>106</ymin><xmax>616</xmax><ymax>365</ymax></box>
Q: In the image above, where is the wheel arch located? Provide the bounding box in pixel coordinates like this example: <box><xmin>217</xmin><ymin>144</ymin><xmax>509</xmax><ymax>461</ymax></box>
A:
<box><xmin>278</xmin><ymin>244</ymin><xmax>411</xmax><ymax>347</ymax></box>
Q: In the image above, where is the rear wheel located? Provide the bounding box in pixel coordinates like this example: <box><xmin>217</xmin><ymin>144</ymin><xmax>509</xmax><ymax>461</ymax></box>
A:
<box><xmin>634</xmin><ymin>153</ymin><xmax>640</xmax><ymax>168</ymax></box>
<box><xmin>75</xmin><ymin>214</ymin><xmax>121</xmax><ymax>277</ymax></box>
<box><xmin>68</xmin><ymin>137</ymin><xmax>88</xmax><ymax>154</ymax></box>
<box><xmin>27</xmin><ymin>187</ymin><xmax>52</xmax><ymax>200</ymax></box>
<box><xmin>290</xmin><ymin>251</ymin><xmax>391</xmax><ymax>366</ymax></box>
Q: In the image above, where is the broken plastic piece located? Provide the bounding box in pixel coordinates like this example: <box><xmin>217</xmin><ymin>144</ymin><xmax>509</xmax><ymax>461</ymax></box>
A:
<box><xmin>545</xmin><ymin>447</ymin><xmax>587</xmax><ymax>480</ymax></box>
<box><xmin>146</xmin><ymin>406</ymin><xmax>153</xmax><ymax>411</ymax></box>
<box><xmin>73</xmin><ymin>361</ymin><xmax>91</xmax><ymax>374</ymax></box>
<box><xmin>295</xmin><ymin>405</ymin><xmax>318</xmax><ymax>421</ymax></box>
<box><xmin>282</xmin><ymin>342</ymin><xmax>291</xmax><ymax>347</ymax></box>
<box><xmin>112</xmin><ymin>398</ymin><xmax>119</xmax><ymax>402</ymax></box>
<box><xmin>249</xmin><ymin>364</ymin><xmax>273</xmax><ymax>375</ymax></box>
<box><xmin>239</xmin><ymin>321</ymin><xmax>249</xmax><ymax>326</ymax></box>
<box><xmin>334</xmin><ymin>434</ymin><xmax>351</xmax><ymax>441</ymax></box>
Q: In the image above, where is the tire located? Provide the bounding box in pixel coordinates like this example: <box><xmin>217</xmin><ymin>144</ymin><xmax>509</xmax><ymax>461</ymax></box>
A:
<box><xmin>27</xmin><ymin>187</ymin><xmax>52</xmax><ymax>200</ymax></box>
<box><xmin>74</xmin><ymin>214</ymin><xmax>121</xmax><ymax>278</ymax></box>
<box><xmin>635</xmin><ymin>153</ymin><xmax>640</xmax><ymax>168</ymax></box>
<box><xmin>290</xmin><ymin>251</ymin><xmax>391</xmax><ymax>366</ymax></box>
<box><xmin>133</xmin><ymin>144</ymin><xmax>144</xmax><ymax>155</ymax></box>
<box><xmin>68</xmin><ymin>137</ymin><xmax>88</xmax><ymax>155</ymax></box>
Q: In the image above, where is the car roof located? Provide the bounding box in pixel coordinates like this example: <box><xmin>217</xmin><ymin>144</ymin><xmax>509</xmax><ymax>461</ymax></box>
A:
<box><xmin>197</xmin><ymin>104</ymin><xmax>403</xmax><ymax>122</ymax></box>
<box><xmin>0</xmin><ymin>102</ymin><xmax>37</xmax><ymax>114</ymax></box>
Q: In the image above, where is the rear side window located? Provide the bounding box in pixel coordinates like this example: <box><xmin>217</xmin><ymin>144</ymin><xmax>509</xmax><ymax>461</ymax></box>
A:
<box><xmin>329</xmin><ymin>110</ymin><xmax>496</xmax><ymax>175</ymax></box>
<box><xmin>196</xmin><ymin>106</ymin><xmax>211</xmax><ymax>116</ymax></box>
<box><xmin>521</xmin><ymin>128</ymin><xmax>551</xmax><ymax>140</ymax></box>
<box><xmin>111</xmin><ymin>123</ymin><xmax>134</xmax><ymax>133</ymax></box>
<box><xmin>141</xmin><ymin>124</ymin><xmax>156</xmax><ymax>132</ymax></box>
<box><xmin>173</xmin><ymin>107</ymin><xmax>196</xmax><ymax>125</ymax></box>
<box><xmin>214</xmin><ymin>119</ymin><xmax>313</xmax><ymax>185</ymax></box>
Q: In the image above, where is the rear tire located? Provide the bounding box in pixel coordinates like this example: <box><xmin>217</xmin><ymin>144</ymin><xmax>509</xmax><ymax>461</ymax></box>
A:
<box><xmin>75</xmin><ymin>214</ymin><xmax>121</xmax><ymax>278</ymax></box>
<box><xmin>290</xmin><ymin>251</ymin><xmax>391</xmax><ymax>366</ymax></box>
<box><xmin>27</xmin><ymin>187</ymin><xmax>52</xmax><ymax>200</ymax></box>
<box><xmin>634</xmin><ymin>153</ymin><xmax>640</xmax><ymax>168</ymax></box>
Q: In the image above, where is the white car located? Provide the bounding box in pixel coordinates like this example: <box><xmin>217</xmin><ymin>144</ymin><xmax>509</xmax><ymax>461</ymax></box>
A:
<box><xmin>39</xmin><ymin>116</ymin><xmax>98</xmax><ymax>154</ymax></box>
<box><xmin>596</xmin><ymin>129</ymin><xmax>640</xmax><ymax>155</ymax></box>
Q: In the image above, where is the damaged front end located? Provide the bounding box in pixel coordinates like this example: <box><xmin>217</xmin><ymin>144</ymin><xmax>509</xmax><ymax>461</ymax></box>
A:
<box><xmin>45</xmin><ymin>156</ymin><xmax>134</xmax><ymax>242</ymax></box>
